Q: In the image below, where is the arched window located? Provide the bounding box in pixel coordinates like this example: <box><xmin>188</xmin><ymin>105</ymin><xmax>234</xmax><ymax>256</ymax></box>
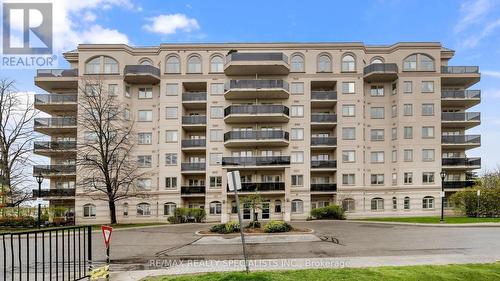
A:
<box><xmin>291</xmin><ymin>199</ymin><xmax>303</xmax><ymax>213</ymax></box>
<box><xmin>392</xmin><ymin>197</ymin><xmax>397</xmax><ymax>210</ymax></box>
<box><xmin>209</xmin><ymin>201</ymin><xmax>221</xmax><ymax>215</ymax></box>
<box><xmin>231</xmin><ymin>201</ymin><xmax>237</xmax><ymax>214</ymax></box>
<box><xmin>403</xmin><ymin>54</ymin><xmax>434</xmax><ymax>71</ymax></box>
<box><xmin>123</xmin><ymin>203</ymin><xmax>129</xmax><ymax>217</ymax></box>
<box><xmin>341</xmin><ymin>54</ymin><xmax>356</xmax><ymax>72</ymax></box>
<box><xmin>371</xmin><ymin>197</ymin><xmax>384</xmax><ymax>211</ymax></box>
<box><xmin>83</xmin><ymin>204</ymin><xmax>96</xmax><ymax>218</ymax></box>
<box><xmin>342</xmin><ymin>198</ymin><xmax>355</xmax><ymax>212</ymax></box>
<box><xmin>403</xmin><ymin>55</ymin><xmax>417</xmax><ymax>71</ymax></box>
<box><xmin>85</xmin><ymin>57</ymin><xmax>101</xmax><ymax>74</ymax></box>
<box><xmin>274</xmin><ymin>200</ymin><xmax>282</xmax><ymax>213</ymax></box>
<box><xmin>404</xmin><ymin>197</ymin><xmax>410</xmax><ymax>210</ymax></box>
<box><xmin>165</xmin><ymin>55</ymin><xmax>180</xmax><ymax>73</ymax></box>
<box><xmin>317</xmin><ymin>54</ymin><xmax>332</xmax><ymax>72</ymax></box>
<box><xmin>290</xmin><ymin>54</ymin><xmax>305</xmax><ymax>72</ymax></box>
<box><xmin>103</xmin><ymin>56</ymin><xmax>119</xmax><ymax>74</ymax></box>
<box><xmin>137</xmin><ymin>203</ymin><xmax>151</xmax><ymax>216</ymax></box>
<box><xmin>210</xmin><ymin>55</ymin><xmax>224</xmax><ymax>73</ymax></box>
<box><xmin>419</xmin><ymin>54</ymin><xmax>434</xmax><ymax>71</ymax></box>
<box><xmin>164</xmin><ymin>202</ymin><xmax>176</xmax><ymax>216</ymax></box>
<box><xmin>139</xmin><ymin>58</ymin><xmax>153</xmax><ymax>65</ymax></box>
<box><xmin>371</xmin><ymin>57</ymin><xmax>384</xmax><ymax>64</ymax></box>
<box><xmin>422</xmin><ymin>196</ymin><xmax>435</xmax><ymax>209</ymax></box>
<box><xmin>187</xmin><ymin>55</ymin><xmax>202</xmax><ymax>73</ymax></box>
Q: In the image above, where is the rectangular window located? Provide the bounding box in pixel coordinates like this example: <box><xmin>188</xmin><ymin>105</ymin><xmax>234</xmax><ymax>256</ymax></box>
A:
<box><xmin>421</xmin><ymin>81</ymin><xmax>435</xmax><ymax>93</ymax></box>
<box><xmin>165</xmin><ymin>177</ymin><xmax>177</xmax><ymax>189</ymax></box>
<box><xmin>124</xmin><ymin>85</ymin><xmax>130</xmax><ymax>98</ymax></box>
<box><xmin>108</xmin><ymin>84</ymin><xmax>118</xmax><ymax>96</ymax></box>
<box><xmin>137</xmin><ymin>178</ymin><xmax>152</xmax><ymax>190</ymax></box>
<box><xmin>391</xmin><ymin>128</ymin><xmax>397</xmax><ymax>140</ymax></box>
<box><xmin>137</xmin><ymin>155</ymin><xmax>152</xmax><ymax>168</ymax></box>
<box><xmin>291</xmin><ymin>105</ymin><xmax>304</xmax><ymax>117</ymax></box>
<box><xmin>210</xmin><ymin>106</ymin><xmax>223</xmax><ymax>118</ymax></box>
<box><xmin>138</xmin><ymin>110</ymin><xmax>152</xmax><ymax>122</ymax></box>
<box><xmin>342</xmin><ymin>174</ymin><xmax>355</xmax><ymax>185</ymax></box>
<box><xmin>403</xmin><ymin>81</ymin><xmax>412</xmax><ymax>93</ymax></box>
<box><xmin>165</xmin><ymin>130</ymin><xmax>178</xmax><ymax>142</ymax></box>
<box><xmin>342</xmin><ymin>127</ymin><xmax>356</xmax><ymax>140</ymax></box>
<box><xmin>392</xmin><ymin>173</ymin><xmax>397</xmax><ymax>185</ymax></box>
<box><xmin>166</xmin><ymin>83</ymin><xmax>178</xmax><ymax>96</ymax></box>
<box><xmin>403</xmin><ymin>104</ymin><xmax>413</xmax><ymax>116</ymax></box>
<box><xmin>404</xmin><ymin>126</ymin><xmax>413</xmax><ymax>139</ymax></box>
<box><xmin>165</xmin><ymin>107</ymin><xmax>178</xmax><ymax>119</ymax></box>
<box><xmin>210</xmin><ymin>129</ymin><xmax>223</xmax><ymax>141</ymax></box>
<box><xmin>371</xmin><ymin>174</ymin><xmax>384</xmax><ymax>185</ymax></box>
<box><xmin>370</xmin><ymin>85</ymin><xmax>384</xmax><ymax>96</ymax></box>
<box><xmin>290</xmin><ymin>82</ymin><xmax>304</xmax><ymax>94</ymax></box>
<box><xmin>370</xmin><ymin>107</ymin><xmax>385</xmax><ymax>119</ymax></box>
<box><xmin>138</xmin><ymin>132</ymin><xmax>152</xmax><ymax>145</ymax></box>
<box><xmin>291</xmin><ymin>175</ymin><xmax>304</xmax><ymax>186</ymax></box>
<box><xmin>423</xmin><ymin>172</ymin><xmax>435</xmax><ymax>183</ymax></box>
<box><xmin>210</xmin><ymin>83</ymin><xmax>224</xmax><ymax>95</ymax></box>
<box><xmin>291</xmin><ymin>151</ymin><xmax>304</xmax><ymax>163</ymax></box>
<box><xmin>342</xmin><ymin>104</ymin><xmax>355</xmax><ymax>117</ymax></box>
<box><xmin>210</xmin><ymin>153</ymin><xmax>222</xmax><ymax>165</ymax></box>
<box><xmin>139</xmin><ymin>87</ymin><xmax>153</xmax><ymax>99</ymax></box>
<box><xmin>342</xmin><ymin>82</ymin><xmax>355</xmax><ymax>94</ymax></box>
<box><xmin>422</xmin><ymin>149</ymin><xmax>435</xmax><ymax>162</ymax></box>
<box><xmin>370</xmin><ymin>151</ymin><xmax>385</xmax><ymax>163</ymax></box>
<box><xmin>291</xmin><ymin>128</ymin><xmax>304</xmax><ymax>140</ymax></box>
<box><xmin>404</xmin><ymin>172</ymin><xmax>413</xmax><ymax>184</ymax></box>
<box><xmin>422</xmin><ymin>126</ymin><xmax>435</xmax><ymax>138</ymax></box>
<box><xmin>391</xmin><ymin>105</ymin><xmax>397</xmax><ymax>118</ymax></box>
<box><xmin>124</xmin><ymin>108</ymin><xmax>130</xmax><ymax>120</ymax></box>
<box><xmin>422</xmin><ymin>104</ymin><xmax>435</xmax><ymax>116</ymax></box>
<box><xmin>165</xmin><ymin>153</ymin><xmax>178</xmax><ymax>165</ymax></box>
<box><xmin>392</xmin><ymin>150</ymin><xmax>397</xmax><ymax>162</ymax></box>
<box><xmin>210</xmin><ymin>176</ymin><xmax>222</xmax><ymax>188</ymax></box>
<box><xmin>342</xmin><ymin>150</ymin><xmax>355</xmax><ymax>163</ymax></box>
<box><xmin>404</xmin><ymin>149</ymin><xmax>413</xmax><ymax>162</ymax></box>
<box><xmin>370</xmin><ymin>129</ymin><xmax>384</xmax><ymax>141</ymax></box>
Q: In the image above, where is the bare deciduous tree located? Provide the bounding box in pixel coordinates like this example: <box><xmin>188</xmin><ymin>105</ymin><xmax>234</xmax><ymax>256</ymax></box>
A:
<box><xmin>77</xmin><ymin>77</ymin><xmax>146</xmax><ymax>224</ymax></box>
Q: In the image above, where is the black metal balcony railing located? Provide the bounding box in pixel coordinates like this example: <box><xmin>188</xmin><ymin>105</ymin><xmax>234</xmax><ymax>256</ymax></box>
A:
<box><xmin>224</xmin><ymin>105</ymin><xmax>290</xmax><ymax>117</ymax></box>
<box><xmin>222</xmin><ymin>156</ymin><xmax>290</xmax><ymax>166</ymax></box>
<box><xmin>363</xmin><ymin>63</ymin><xmax>398</xmax><ymax>75</ymax></box>
<box><xmin>181</xmin><ymin>163</ymin><xmax>206</xmax><ymax>171</ymax></box>
<box><xmin>181</xmin><ymin>186</ymin><xmax>206</xmax><ymax>194</ymax></box>
<box><xmin>311</xmin><ymin>184</ymin><xmax>337</xmax><ymax>192</ymax></box>
<box><xmin>441</xmin><ymin>66</ymin><xmax>479</xmax><ymax>74</ymax></box>
<box><xmin>182</xmin><ymin>92</ymin><xmax>207</xmax><ymax>101</ymax></box>
<box><xmin>228</xmin><ymin>182</ymin><xmax>286</xmax><ymax>192</ymax></box>
<box><xmin>34</xmin><ymin>94</ymin><xmax>77</xmax><ymax>104</ymax></box>
<box><xmin>441</xmin><ymin>90</ymin><xmax>481</xmax><ymax>99</ymax></box>
<box><xmin>441</xmin><ymin>135</ymin><xmax>481</xmax><ymax>144</ymax></box>
<box><xmin>33</xmin><ymin>188</ymin><xmax>76</xmax><ymax>197</ymax></box>
<box><xmin>181</xmin><ymin>139</ymin><xmax>206</xmax><ymax>148</ymax></box>
<box><xmin>34</xmin><ymin>141</ymin><xmax>77</xmax><ymax>151</ymax></box>
<box><xmin>311</xmin><ymin>160</ymin><xmax>337</xmax><ymax>169</ymax></box>
<box><xmin>224</xmin><ymin>130</ymin><xmax>289</xmax><ymax>142</ymax></box>
<box><xmin>182</xmin><ymin>115</ymin><xmax>207</xmax><ymax>125</ymax></box>
<box><xmin>36</xmin><ymin>69</ymin><xmax>78</xmax><ymax>77</ymax></box>
<box><xmin>443</xmin><ymin>181</ymin><xmax>475</xmax><ymax>189</ymax></box>
<box><xmin>124</xmin><ymin>65</ymin><xmax>160</xmax><ymax>77</ymax></box>
<box><xmin>34</xmin><ymin>117</ymin><xmax>77</xmax><ymax>128</ymax></box>
<box><xmin>442</xmin><ymin>158</ymin><xmax>481</xmax><ymax>167</ymax></box>
<box><xmin>226</xmin><ymin>52</ymin><xmax>289</xmax><ymax>64</ymax></box>
<box><xmin>33</xmin><ymin>165</ymin><xmax>76</xmax><ymax>175</ymax></box>
<box><xmin>224</xmin><ymin>79</ymin><xmax>289</xmax><ymax>92</ymax></box>
<box><xmin>311</xmin><ymin>114</ymin><xmax>337</xmax><ymax>123</ymax></box>
<box><xmin>311</xmin><ymin>91</ymin><xmax>337</xmax><ymax>100</ymax></box>
<box><xmin>441</xmin><ymin>112</ymin><xmax>480</xmax><ymax>122</ymax></box>
<box><xmin>311</xmin><ymin>137</ymin><xmax>337</xmax><ymax>146</ymax></box>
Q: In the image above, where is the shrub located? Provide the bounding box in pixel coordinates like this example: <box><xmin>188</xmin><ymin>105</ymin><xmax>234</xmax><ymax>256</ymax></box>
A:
<box><xmin>210</xmin><ymin>221</ymin><xmax>240</xmax><ymax>234</ymax></box>
<box><xmin>451</xmin><ymin>187</ymin><xmax>500</xmax><ymax>217</ymax></box>
<box><xmin>169</xmin><ymin>208</ymin><xmax>206</xmax><ymax>224</ymax></box>
<box><xmin>310</xmin><ymin>205</ymin><xmax>346</xmax><ymax>220</ymax></box>
<box><xmin>246</xmin><ymin>221</ymin><xmax>261</xmax><ymax>229</ymax></box>
<box><xmin>210</xmin><ymin>223</ymin><xmax>227</xmax><ymax>233</ymax></box>
<box><xmin>264</xmin><ymin>220</ymin><xmax>292</xmax><ymax>233</ymax></box>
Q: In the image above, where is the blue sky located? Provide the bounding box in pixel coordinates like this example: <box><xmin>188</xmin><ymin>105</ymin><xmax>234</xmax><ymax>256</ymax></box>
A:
<box><xmin>1</xmin><ymin>0</ymin><xmax>499</xmax><ymax>172</ymax></box>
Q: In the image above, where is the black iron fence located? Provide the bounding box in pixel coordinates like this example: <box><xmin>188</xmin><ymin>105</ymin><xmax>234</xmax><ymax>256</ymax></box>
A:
<box><xmin>222</xmin><ymin>156</ymin><xmax>290</xmax><ymax>166</ymax></box>
<box><xmin>224</xmin><ymin>130</ymin><xmax>289</xmax><ymax>142</ymax></box>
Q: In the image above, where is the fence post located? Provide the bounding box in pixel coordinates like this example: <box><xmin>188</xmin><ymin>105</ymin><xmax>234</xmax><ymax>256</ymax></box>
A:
<box><xmin>87</xmin><ymin>226</ymin><xmax>92</xmax><ymax>276</ymax></box>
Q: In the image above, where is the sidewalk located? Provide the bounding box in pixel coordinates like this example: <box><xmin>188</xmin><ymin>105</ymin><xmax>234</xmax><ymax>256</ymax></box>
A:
<box><xmin>345</xmin><ymin>220</ymin><xmax>500</xmax><ymax>227</ymax></box>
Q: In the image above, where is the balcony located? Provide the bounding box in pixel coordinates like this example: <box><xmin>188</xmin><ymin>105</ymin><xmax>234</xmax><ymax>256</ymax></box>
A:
<box><xmin>181</xmin><ymin>163</ymin><xmax>206</xmax><ymax>174</ymax></box>
<box><xmin>181</xmin><ymin>115</ymin><xmax>207</xmax><ymax>131</ymax></box>
<box><xmin>33</xmin><ymin>165</ymin><xmax>76</xmax><ymax>177</ymax></box>
<box><xmin>311</xmin><ymin>160</ymin><xmax>337</xmax><ymax>170</ymax></box>
<box><xmin>442</xmin><ymin>158</ymin><xmax>481</xmax><ymax>169</ymax></box>
<box><xmin>35</xmin><ymin>69</ymin><xmax>78</xmax><ymax>92</ymax></box>
<box><xmin>123</xmin><ymin>65</ymin><xmax>161</xmax><ymax>84</ymax></box>
<box><xmin>33</xmin><ymin>141</ymin><xmax>77</xmax><ymax>157</ymax></box>
<box><xmin>182</xmin><ymin>92</ymin><xmax>207</xmax><ymax>109</ymax></box>
<box><xmin>224</xmin><ymin>130</ymin><xmax>289</xmax><ymax>148</ymax></box>
<box><xmin>181</xmin><ymin>139</ymin><xmax>206</xmax><ymax>151</ymax></box>
<box><xmin>443</xmin><ymin>181</ymin><xmax>475</xmax><ymax>189</ymax></box>
<box><xmin>224</xmin><ymin>105</ymin><xmax>289</xmax><ymax>123</ymax></box>
<box><xmin>441</xmin><ymin>135</ymin><xmax>481</xmax><ymax>149</ymax></box>
<box><xmin>34</xmin><ymin>94</ymin><xmax>77</xmax><ymax>114</ymax></box>
<box><xmin>224</xmin><ymin>80</ymin><xmax>289</xmax><ymax>99</ymax></box>
<box><xmin>441</xmin><ymin>90</ymin><xmax>480</xmax><ymax>108</ymax></box>
<box><xmin>363</xmin><ymin>63</ymin><xmax>398</xmax><ymax>82</ymax></box>
<box><xmin>311</xmin><ymin>137</ymin><xmax>337</xmax><ymax>150</ymax></box>
<box><xmin>311</xmin><ymin>114</ymin><xmax>337</xmax><ymax>128</ymax></box>
<box><xmin>227</xmin><ymin>182</ymin><xmax>285</xmax><ymax>193</ymax></box>
<box><xmin>441</xmin><ymin>112</ymin><xmax>480</xmax><ymax>129</ymax></box>
<box><xmin>181</xmin><ymin>186</ymin><xmax>206</xmax><ymax>196</ymax></box>
<box><xmin>222</xmin><ymin>156</ymin><xmax>290</xmax><ymax>169</ymax></box>
<box><xmin>441</xmin><ymin>66</ymin><xmax>480</xmax><ymax>88</ymax></box>
<box><xmin>311</xmin><ymin>184</ymin><xmax>337</xmax><ymax>192</ymax></box>
<box><xmin>33</xmin><ymin>189</ymin><xmax>76</xmax><ymax>198</ymax></box>
<box><xmin>34</xmin><ymin>117</ymin><xmax>77</xmax><ymax>135</ymax></box>
<box><xmin>224</xmin><ymin>52</ymin><xmax>289</xmax><ymax>75</ymax></box>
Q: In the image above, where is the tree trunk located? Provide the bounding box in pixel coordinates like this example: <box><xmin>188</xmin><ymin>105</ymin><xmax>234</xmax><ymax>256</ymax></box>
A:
<box><xmin>108</xmin><ymin>200</ymin><xmax>117</xmax><ymax>224</ymax></box>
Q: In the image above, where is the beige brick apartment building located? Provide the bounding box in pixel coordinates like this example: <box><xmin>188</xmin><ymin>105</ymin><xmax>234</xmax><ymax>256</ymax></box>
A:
<box><xmin>33</xmin><ymin>42</ymin><xmax>481</xmax><ymax>224</ymax></box>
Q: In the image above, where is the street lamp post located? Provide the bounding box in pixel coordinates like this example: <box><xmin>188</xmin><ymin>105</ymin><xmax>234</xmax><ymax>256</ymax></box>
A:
<box><xmin>35</xmin><ymin>174</ymin><xmax>44</xmax><ymax>228</ymax></box>
<box><xmin>440</xmin><ymin>171</ymin><xmax>447</xmax><ymax>223</ymax></box>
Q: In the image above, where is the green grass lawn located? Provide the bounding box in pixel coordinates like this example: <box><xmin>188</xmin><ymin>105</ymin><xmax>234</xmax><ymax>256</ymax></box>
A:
<box><xmin>144</xmin><ymin>263</ymin><xmax>500</xmax><ymax>281</ymax></box>
<box><xmin>356</xmin><ymin>216</ymin><xmax>500</xmax><ymax>224</ymax></box>
<box><xmin>0</xmin><ymin>222</ymin><xmax>169</xmax><ymax>234</ymax></box>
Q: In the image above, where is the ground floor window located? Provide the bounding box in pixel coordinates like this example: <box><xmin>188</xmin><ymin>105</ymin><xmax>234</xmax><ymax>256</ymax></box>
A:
<box><xmin>164</xmin><ymin>202</ymin><xmax>176</xmax><ymax>216</ymax></box>
<box><xmin>231</xmin><ymin>201</ymin><xmax>237</xmax><ymax>214</ymax></box>
<box><xmin>291</xmin><ymin>199</ymin><xmax>304</xmax><ymax>213</ymax></box>
<box><xmin>311</xmin><ymin>201</ymin><xmax>330</xmax><ymax>209</ymax></box>
<box><xmin>123</xmin><ymin>203</ymin><xmax>128</xmax><ymax>217</ymax></box>
<box><xmin>209</xmin><ymin>201</ymin><xmax>221</xmax><ymax>215</ymax></box>
<box><xmin>342</xmin><ymin>198</ymin><xmax>355</xmax><ymax>212</ymax></box>
<box><xmin>243</xmin><ymin>203</ymin><xmax>251</xmax><ymax>219</ymax></box>
<box><xmin>83</xmin><ymin>204</ymin><xmax>96</xmax><ymax>218</ymax></box>
<box><xmin>371</xmin><ymin>198</ymin><xmax>384</xmax><ymax>211</ymax></box>
<box><xmin>422</xmin><ymin>196</ymin><xmax>435</xmax><ymax>209</ymax></box>
<box><xmin>137</xmin><ymin>203</ymin><xmax>151</xmax><ymax>216</ymax></box>
<box><xmin>392</xmin><ymin>197</ymin><xmax>397</xmax><ymax>210</ymax></box>
<box><xmin>274</xmin><ymin>200</ymin><xmax>282</xmax><ymax>213</ymax></box>
<box><xmin>262</xmin><ymin>201</ymin><xmax>270</xmax><ymax>219</ymax></box>
<box><xmin>404</xmin><ymin>197</ymin><xmax>410</xmax><ymax>210</ymax></box>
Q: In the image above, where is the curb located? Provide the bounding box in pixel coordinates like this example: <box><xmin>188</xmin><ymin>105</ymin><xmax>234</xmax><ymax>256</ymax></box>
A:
<box><xmin>344</xmin><ymin>220</ymin><xmax>500</xmax><ymax>227</ymax></box>
<box><xmin>195</xmin><ymin>228</ymin><xmax>315</xmax><ymax>236</ymax></box>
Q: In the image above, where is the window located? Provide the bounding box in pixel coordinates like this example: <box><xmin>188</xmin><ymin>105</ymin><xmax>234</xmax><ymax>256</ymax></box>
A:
<box><xmin>209</xmin><ymin>201</ymin><xmax>222</xmax><ymax>215</ymax></box>
<box><xmin>210</xmin><ymin>129</ymin><xmax>223</xmax><ymax>141</ymax></box>
<box><xmin>404</xmin><ymin>149</ymin><xmax>413</xmax><ymax>162</ymax></box>
<box><xmin>138</xmin><ymin>87</ymin><xmax>153</xmax><ymax>99</ymax></box>
<box><xmin>370</xmin><ymin>129</ymin><xmax>384</xmax><ymax>141</ymax></box>
<box><xmin>165</xmin><ymin>107</ymin><xmax>178</xmax><ymax>119</ymax></box>
<box><xmin>139</xmin><ymin>58</ymin><xmax>153</xmax><ymax>65</ymax></box>
<box><xmin>421</xmin><ymin>81</ymin><xmax>434</xmax><ymax>93</ymax></box>
<box><xmin>391</xmin><ymin>128</ymin><xmax>397</xmax><ymax>140</ymax></box>
<box><xmin>342</xmin><ymin>104</ymin><xmax>355</xmax><ymax>117</ymax></box>
<box><xmin>166</xmin><ymin>56</ymin><xmax>180</xmax><ymax>73</ymax></box>
<box><xmin>370</xmin><ymin>85</ymin><xmax>384</xmax><ymax>96</ymax></box>
<box><xmin>124</xmin><ymin>108</ymin><xmax>130</xmax><ymax>120</ymax></box>
<box><xmin>342</xmin><ymin>174</ymin><xmax>355</xmax><ymax>185</ymax></box>
<box><xmin>83</xmin><ymin>204</ymin><xmax>96</xmax><ymax>218</ymax></box>
<box><xmin>342</xmin><ymin>150</ymin><xmax>355</xmax><ymax>163</ymax></box>
<box><xmin>342</xmin><ymin>198</ymin><xmax>355</xmax><ymax>212</ymax></box>
<box><xmin>108</xmin><ymin>84</ymin><xmax>118</xmax><ymax>96</ymax></box>
<box><xmin>210</xmin><ymin>56</ymin><xmax>223</xmax><ymax>73</ymax></box>
<box><xmin>371</xmin><ymin>198</ymin><xmax>384</xmax><ymax>211</ymax></box>
<box><xmin>342</xmin><ymin>82</ymin><xmax>355</xmax><ymax>94</ymax></box>
<box><xmin>422</xmin><ymin>172</ymin><xmax>435</xmax><ymax>183</ymax></box>
<box><xmin>341</xmin><ymin>54</ymin><xmax>355</xmax><ymax>72</ymax></box>
<box><xmin>138</xmin><ymin>132</ymin><xmax>152</xmax><ymax>145</ymax></box>
<box><xmin>317</xmin><ymin>54</ymin><xmax>331</xmax><ymax>72</ymax></box>
<box><xmin>371</xmin><ymin>58</ymin><xmax>383</xmax><ymax>64</ymax></box>
<box><xmin>210</xmin><ymin>83</ymin><xmax>224</xmax><ymax>95</ymax></box>
<box><xmin>187</xmin><ymin>55</ymin><xmax>202</xmax><ymax>73</ymax></box>
<box><xmin>404</xmin><ymin>172</ymin><xmax>413</xmax><ymax>184</ymax></box>
<box><xmin>391</xmin><ymin>105</ymin><xmax>397</xmax><ymax>118</ymax></box>
<box><xmin>403</xmin><ymin>55</ymin><xmax>417</xmax><ymax>71</ymax></box>
<box><xmin>290</xmin><ymin>54</ymin><xmax>304</xmax><ymax>72</ymax></box>
<box><xmin>85</xmin><ymin>57</ymin><xmax>100</xmax><ymax>74</ymax></box>
<box><xmin>275</xmin><ymin>200</ymin><xmax>282</xmax><ymax>213</ymax></box>
<box><xmin>342</xmin><ymin>127</ymin><xmax>356</xmax><ymax>140</ymax></box>
<box><xmin>166</xmin><ymin>83</ymin><xmax>178</xmax><ymax>96</ymax></box>
<box><xmin>404</xmin><ymin>197</ymin><xmax>410</xmax><ymax>210</ymax></box>
<box><xmin>290</xmin><ymin>82</ymin><xmax>304</xmax><ymax>94</ymax></box>
<box><xmin>166</xmin><ymin>130</ymin><xmax>178</xmax><ymax>142</ymax></box>
<box><xmin>210</xmin><ymin>153</ymin><xmax>222</xmax><ymax>165</ymax></box>
<box><xmin>291</xmin><ymin>128</ymin><xmax>304</xmax><ymax>140</ymax></box>
<box><xmin>404</xmin><ymin>127</ymin><xmax>413</xmax><ymax>139</ymax></box>
<box><xmin>291</xmin><ymin>105</ymin><xmax>304</xmax><ymax>117</ymax></box>
<box><xmin>392</xmin><ymin>197</ymin><xmax>397</xmax><ymax>210</ymax></box>
<box><xmin>403</xmin><ymin>81</ymin><xmax>412</xmax><ymax>93</ymax></box>
<box><xmin>422</xmin><ymin>127</ymin><xmax>435</xmax><ymax>138</ymax></box>
<box><xmin>291</xmin><ymin>151</ymin><xmax>304</xmax><ymax>163</ymax></box>
<box><xmin>422</xmin><ymin>104</ymin><xmax>435</xmax><ymax>116</ymax></box>
<box><xmin>231</xmin><ymin>201</ymin><xmax>237</xmax><ymax>214</ymax></box>
<box><xmin>103</xmin><ymin>56</ymin><xmax>119</xmax><ymax>73</ymax></box>
<box><xmin>422</xmin><ymin>196</ymin><xmax>435</xmax><ymax>209</ymax></box>
<box><xmin>137</xmin><ymin>155</ymin><xmax>152</xmax><ymax>168</ymax></box>
<box><xmin>371</xmin><ymin>174</ymin><xmax>384</xmax><ymax>185</ymax></box>
<box><xmin>84</xmin><ymin>84</ymin><xmax>98</xmax><ymax>96</ymax></box>
<box><xmin>371</xmin><ymin>151</ymin><xmax>384</xmax><ymax>163</ymax></box>
<box><xmin>370</xmin><ymin>107</ymin><xmax>384</xmax><ymax>119</ymax></box>
<box><xmin>291</xmin><ymin>175</ymin><xmax>303</xmax><ymax>186</ymax></box>
<box><xmin>165</xmin><ymin>177</ymin><xmax>177</xmax><ymax>189</ymax></box>
<box><xmin>123</xmin><ymin>203</ymin><xmax>128</xmax><ymax>216</ymax></box>
<box><xmin>137</xmin><ymin>178</ymin><xmax>152</xmax><ymax>190</ymax></box>
<box><xmin>210</xmin><ymin>176</ymin><xmax>222</xmax><ymax>188</ymax></box>
<box><xmin>164</xmin><ymin>203</ymin><xmax>176</xmax><ymax>216</ymax></box>
<box><xmin>419</xmin><ymin>55</ymin><xmax>434</xmax><ymax>71</ymax></box>
<box><xmin>84</xmin><ymin>131</ymin><xmax>98</xmax><ymax>142</ymax></box>
<box><xmin>392</xmin><ymin>150</ymin><xmax>397</xmax><ymax>162</ymax></box>
<box><xmin>138</xmin><ymin>110</ymin><xmax>152</xmax><ymax>122</ymax></box>
<box><xmin>137</xmin><ymin>203</ymin><xmax>151</xmax><ymax>216</ymax></box>
<box><xmin>403</xmin><ymin>104</ymin><xmax>413</xmax><ymax>116</ymax></box>
<box><xmin>125</xmin><ymin>86</ymin><xmax>130</xmax><ymax>98</ymax></box>
<box><xmin>392</xmin><ymin>83</ymin><xmax>397</xmax><ymax>95</ymax></box>
<box><xmin>165</xmin><ymin>153</ymin><xmax>178</xmax><ymax>165</ymax></box>
<box><xmin>291</xmin><ymin>199</ymin><xmax>304</xmax><ymax>213</ymax></box>
<box><xmin>422</xmin><ymin>149</ymin><xmax>435</xmax><ymax>162</ymax></box>
<box><xmin>210</xmin><ymin>106</ymin><xmax>223</xmax><ymax>118</ymax></box>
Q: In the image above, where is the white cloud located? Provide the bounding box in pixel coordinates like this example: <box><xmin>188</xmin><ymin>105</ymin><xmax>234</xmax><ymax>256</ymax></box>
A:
<box><xmin>459</xmin><ymin>19</ymin><xmax>500</xmax><ymax>48</ymax></box>
<box><xmin>79</xmin><ymin>25</ymin><xmax>130</xmax><ymax>44</ymax></box>
<box><xmin>453</xmin><ymin>0</ymin><xmax>500</xmax><ymax>49</ymax></box>
<box><xmin>143</xmin><ymin>14</ymin><xmax>200</xmax><ymax>35</ymax></box>
<box><xmin>454</xmin><ymin>0</ymin><xmax>492</xmax><ymax>33</ymax></box>
<box><xmin>483</xmin><ymin>89</ymin><xmax>500</xmax><ymax>99</ymax></box>
<box><xmin>482</xmin><ymin>70</ymin><xmax>500</xmax><ymax>78</ymax></box>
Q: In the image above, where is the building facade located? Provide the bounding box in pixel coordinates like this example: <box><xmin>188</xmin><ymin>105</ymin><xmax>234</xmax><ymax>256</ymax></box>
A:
<box><xmin>33</xmin><ymin>42</ymin><xmax>481</xmax><ymax>224</ymax></box>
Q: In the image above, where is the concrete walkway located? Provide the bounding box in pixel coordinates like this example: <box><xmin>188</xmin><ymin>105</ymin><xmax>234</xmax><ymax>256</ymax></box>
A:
<box><xmin>193</xmin><ymin>234</ymin><xmax>321</xmax><ymax>245</ymax></box>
